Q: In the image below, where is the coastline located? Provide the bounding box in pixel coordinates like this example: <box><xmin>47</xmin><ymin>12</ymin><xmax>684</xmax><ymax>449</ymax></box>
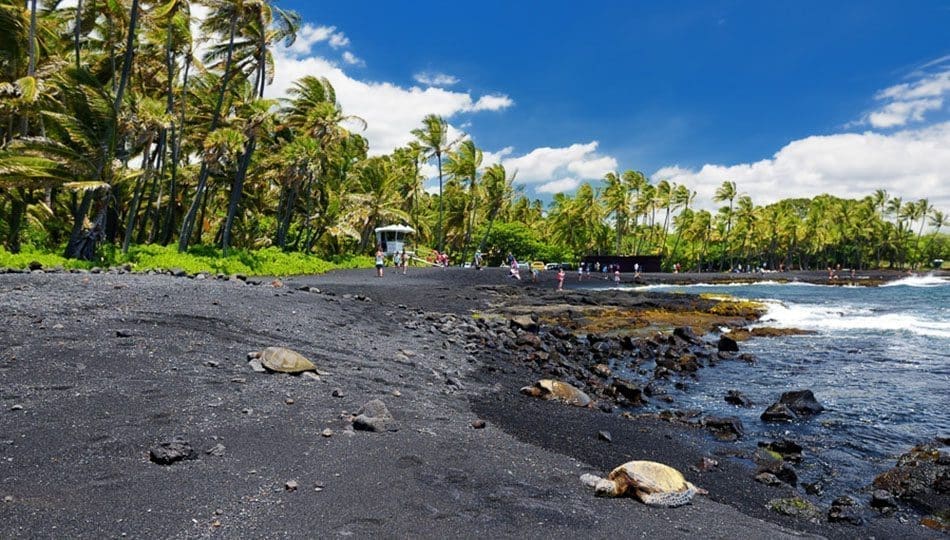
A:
<box><xmin>0</xmin><ymin>267</ymin><xmax>942</xmax><ymax>538</ymax></box>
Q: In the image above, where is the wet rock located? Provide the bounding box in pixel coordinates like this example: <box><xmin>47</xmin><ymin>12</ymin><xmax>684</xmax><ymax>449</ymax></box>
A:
<box><xmin>673</xmin><ymin>326</ymin><xmax>701</xmax><ymax>344</ymax></box>
<box><xmin>149</xmin><ymin>437</ymin><xmax>196</xmax><ymax>465</ymax></box>
<box><xmin>516</xmin><ymin>333</ymin><xmax>542</xmax><ymax>349</ymax></box>
<box><xmin>592</xmin><ymin>363</ymin><xmax>612</xmax><ymax>378</ymax></box>
<box><xmin>828</xmin><ymin>495</ymin><xmax>865</xmax><ymax>525</ymax></box>
<box><xmin>870</xmin><ymin>489</ymin><xmax>897</xmax><ymax>513</ymax></box>
<box><xmin>703</xmin><ymin>416</ymin><xmax>744</xmax><ymax>441</ymax></box>
<box><xmin>758</xmin><ymin>439</ymin><xmax>804</xmax><ymax>463</ymax></box>
<box><xmin>755</xmin><ymin>472</ymin><xmax>785</xmax><ymax>487</ymax></box>
<box><xmin>760</xmin><ymin>403</ymin><xmax>797</xmax><ymax>423</ymax></box>
<box><xmin>872</xmin><ymin>439</ymin><xmax>950</xmax><ymax>515</ymax></box>
<box><xmin>610</xmin><ymin>380</ymin><xmax>646</xmax><ymax>406</ymax></box>
<box><xmin>777</xmin><ymin>389</ymin><xmax>824</xmax><ymax>416</ymax></box>
<box><xmin>717</xmin><ymin>335</ymin><xmax>739</xmax><ymax>352</ymax></box>
<box><xmin>755</xmin><ymin>448</ymin><xmax>797</xmax><ymax>486</ymax></box>
<box><xmin>725</xmin><ymin>389</ymin><xmax>753</xmax><ymax>407</ymax></box>
<box><xmin>768</xmin><ymin>497</ymin><xmax>821</xmax><ymax>521</ymax></box>
<box><xmin>696</xmin><ymin>457</ymin><xmax>719</xmax><ymax>471</ymax></box>
<box><xmin>353</xmin><ymin>399</ymin><xmax>398</xmax><ymax>432</ymax></box>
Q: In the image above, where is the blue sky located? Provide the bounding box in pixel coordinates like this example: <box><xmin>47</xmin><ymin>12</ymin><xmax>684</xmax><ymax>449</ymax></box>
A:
<box><xmin>262</xmin><ymin>0</ymin><xmax>950</xmax><ymax>211</ymax></box>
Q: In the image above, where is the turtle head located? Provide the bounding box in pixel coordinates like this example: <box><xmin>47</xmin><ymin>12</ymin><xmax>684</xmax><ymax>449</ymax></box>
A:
<box><xmin>594</xmin><ymin>478</ymin><xmax>621</xmax><ymax>497</ymax></box>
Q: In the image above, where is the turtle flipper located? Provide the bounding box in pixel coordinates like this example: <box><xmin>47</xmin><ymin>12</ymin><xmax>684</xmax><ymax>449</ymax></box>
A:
<box><xmin>638</xmin><ymin>485</ymin><xmax>699</xmax><ymax>507</ymax></box>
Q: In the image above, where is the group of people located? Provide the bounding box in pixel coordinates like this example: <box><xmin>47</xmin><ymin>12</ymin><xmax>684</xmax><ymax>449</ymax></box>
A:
<box><xmin>375</xmin><ymin>246</ymin><xmax>410</xmax><ymax>277</ymax></box>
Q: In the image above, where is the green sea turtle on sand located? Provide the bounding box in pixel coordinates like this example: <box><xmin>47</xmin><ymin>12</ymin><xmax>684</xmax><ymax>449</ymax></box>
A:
<box><xmin>580</xmin><ymin>460</ymin><xmax>707</xmax><ymax>507</ymax></box>
<box><xmin>520</xmin><ymin>379</ymin><xmax>592</xmax><ymax>407</ymax></box>
<box><xmin>247</xmin><ymin>347</ymin><xmax>320</xmax><ymax>374</ymax></box>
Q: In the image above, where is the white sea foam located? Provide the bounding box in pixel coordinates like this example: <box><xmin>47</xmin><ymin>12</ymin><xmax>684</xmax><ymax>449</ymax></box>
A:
<box><xmin>758</xmin><ymin>300</ymin><xmax>950</xmax><ymax>339</ymax></box>
<box><xmin>880</xmin><ymin>273</ymin><xmax>949</xmax><ymax>288</ymax></box>
<box><xmin>627</xmin><ymin>280</ymin><xmax>822</xmax><ymax>291</ymax></box>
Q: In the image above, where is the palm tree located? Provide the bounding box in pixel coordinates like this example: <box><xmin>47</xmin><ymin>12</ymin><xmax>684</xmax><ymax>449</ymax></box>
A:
<box><xmin>602</xmin><ymin>171</ymin><xmax>630</xmax><ymax>254</ymax></box>
<box><xmin>476</xmin><ymin>163</ymin><xmax>516</xmax><ymax>255</ymax></box>
<box><xmin>713</xmin><ymin>180</ymin><xmax>738</xmax><ymax>270</ymax></box>
<box><xmin>443</xmin><ymin>139</ymin><xmax>482</xmax><ymax>260</ymax></box>
<box><xmin>411</xmin><ymin>113</ymin><xmax>451</xmax><ymax>252</ymax></box>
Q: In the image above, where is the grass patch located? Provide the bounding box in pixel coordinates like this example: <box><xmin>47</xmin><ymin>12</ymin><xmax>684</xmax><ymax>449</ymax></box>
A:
<box><xmin>0</xmin><ymin>244</ymin><xmax>373</xmax><ymax>276</ymax></box>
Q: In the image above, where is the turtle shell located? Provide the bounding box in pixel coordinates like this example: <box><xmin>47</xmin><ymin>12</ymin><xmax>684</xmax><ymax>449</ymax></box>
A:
<box><xmin>521</xmin><ymin>379</ymin><xmax>592</xmax><ymax>407</ymax></box>
<box><xmin>609</xmin><ymin>460</ymin><xmax>700</xmax><ymax>506</ymax></box>
<box><xmin>256</xmin><ymin>347</ymin><xmax>316</xmax><ymax>373</ymax></box>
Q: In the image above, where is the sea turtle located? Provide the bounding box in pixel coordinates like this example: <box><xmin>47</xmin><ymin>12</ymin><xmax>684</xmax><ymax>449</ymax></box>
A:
<box><xmin>520</xmin><ymin>379</ymin><xmax>592</xmax><ymax>407</ymax></box>
<box><xmin>580</xmin><ymin>460</ymin><xmax>707</xmax><ymax>507</ymax></box>
<box><xmin>247</xmin><ymin>347</ymin><xmax>319</xmax><ymax>374</ymax></box>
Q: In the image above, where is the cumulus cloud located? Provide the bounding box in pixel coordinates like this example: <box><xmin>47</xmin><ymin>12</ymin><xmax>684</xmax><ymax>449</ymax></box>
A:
<box><xmin>537</xmin><ymin>178</ymin><xmax>581</xmax><ymax>194</ymax></box>
<box><xmin>266</xmin><ymin>48</ymin><xmax>512</xmax><ymax>156</ymax></box>
<box><xmin>288</xmin><ymin>24</ymin><xmax>350</xmax><ymax>55</ymax></box>
<box><xmin>863</xmin><ymin>59</ymin><xmax>950</xmax><ymax>128</ymax></box>
<box><xmin>413</xmin><ymin>72</ymin><xmax>460</xmax><ymax>86</ymax></box>
<box><xmin>652</xmin><ymin>122</ymin><xmax>950</xmax><ymax>212</ymax></box>
<box><xmin>341</xmin><ymin>51</ymin><xmax>364</xmax><ymax>66</ymax></box>
<box><xmin>498</xmin><ymin>142</ymin><xmax>618</xmax><ymax>185</ymax></box>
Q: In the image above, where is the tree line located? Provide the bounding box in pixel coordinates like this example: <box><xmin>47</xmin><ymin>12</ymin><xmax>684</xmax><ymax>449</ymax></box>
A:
<box><xmin>0</xmin><ymin>1</ymin><xmax>946</xmax><ymax>270</ymax></box>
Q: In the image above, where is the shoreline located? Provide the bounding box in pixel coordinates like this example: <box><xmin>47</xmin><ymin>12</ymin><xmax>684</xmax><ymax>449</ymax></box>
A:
<box><xmin>0</xmin><ymin>267</ymin><xmax>942</xmax><ymax>538</ymax></box>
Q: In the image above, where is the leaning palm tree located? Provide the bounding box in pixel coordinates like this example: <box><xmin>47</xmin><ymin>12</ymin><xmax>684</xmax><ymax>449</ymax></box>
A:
<box><xmin>602</xmin><ymin>171</ymin><xmax>630</xmax><ymax>255</ymax></box>
<box><xmin>475</xmin><ymin>162</ymin><xmax>515</xmax><ymax>255</ymax></box>
<box><xmin>411</xmin><ymin>113</ymin><xmax>452</xmax><ymax>252</ymax></box>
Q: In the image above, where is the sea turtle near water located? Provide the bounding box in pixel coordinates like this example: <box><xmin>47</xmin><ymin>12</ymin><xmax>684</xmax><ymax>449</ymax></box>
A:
<box><xmin>520</xmin><ymin>379</ymin><xmax>592</xmax><ymax>407</ymax></box>
<box><xmin>580</xmin><ymin>460</ymin><xmax>707</xmax><ymax>507</ymax></box>
<box><xmin>247</xmin><ymin>347</ymin><xmax>324</xmax><ymax>374</ymax></box>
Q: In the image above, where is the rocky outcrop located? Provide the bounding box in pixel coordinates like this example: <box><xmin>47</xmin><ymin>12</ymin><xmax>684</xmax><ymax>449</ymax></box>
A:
<box><xmin>761</xmin><ymin>390</ymin><xmax>824</xmax><ymax>422</ymax></box>
<box><xmin>872</xmin><ymin>439</ymin><xmax>950</xmax><ymax>517</ymax></box>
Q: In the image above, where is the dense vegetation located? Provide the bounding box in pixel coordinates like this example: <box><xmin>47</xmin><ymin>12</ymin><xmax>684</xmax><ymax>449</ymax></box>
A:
<box><xmin>1</xmin><ymin>1</ymin><xmax>946</xmax><ymax>272</ymax></box>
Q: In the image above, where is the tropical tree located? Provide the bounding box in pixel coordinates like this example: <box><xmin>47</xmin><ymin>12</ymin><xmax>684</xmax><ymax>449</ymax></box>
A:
<box><xmin>411</xmin><ymin>114</ymin><xmax>452</xmax><ymax>252</ymax></box>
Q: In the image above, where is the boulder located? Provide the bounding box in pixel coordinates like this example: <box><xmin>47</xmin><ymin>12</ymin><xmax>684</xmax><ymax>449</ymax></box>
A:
<box><xmin>717</xmin><ymin>335</ymin><xmax>739</xmax><ymax>352</ymax></box>
<box><xmin>610</xmin><ymin>380</ymin><xmax>646</xmax><ymax>406</ymax></box>
<box><xmin>760</xmin><ymin>403</ymin><xmax>797</xmax><ymax>423</ymax></box>
<box><xmin>704</xmin><ymin>416</ymin><xmax>744</xmax><ymax>441</ymax></box>
<box><xmin>758</xmin><ymin>439</ymin><xmax>804</xmax><ymax>463</ymax></box>
<box><xmin>724</xmin><ymin>390</ymin><xmax>754</xmax><ymax>407</ymax></box>
<box><xmin>509</xmin><ymin>314</ymin><xmax>539</xmax><ymax>333</ymax></box>
<box><xmin>828</xmin><ymin>495</ymin><xmax>866</xmax><ymax>526</ymax></box>
<box><xmin>673</xmin><ymin>326</ymin><xmax>701</xmax><ymax>344</ymax></box>
<box><xmin>353</xmin><ymin>399</ymin><xmax>399</xmax><ymax>432</ymax></box>
<box><xmin>872</xmin><ymin>440</ymin><xmax>950</xmax><ymax>515</ymax></box>
<box><xmin>149</xmin><ymin>437</ymin><xmax>196</xmax><ymax>465</ymax></box>
<box><xmin>778</xmin><ymin>389</ymin><xmax>824</xmax><ymax>416</ymax></box>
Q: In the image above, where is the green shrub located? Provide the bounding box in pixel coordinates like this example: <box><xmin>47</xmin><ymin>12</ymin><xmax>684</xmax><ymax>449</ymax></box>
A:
<box><xmin>1</xmin><ymin>244</ymin><xmax>373</xmax><ymax>276</ymax></box>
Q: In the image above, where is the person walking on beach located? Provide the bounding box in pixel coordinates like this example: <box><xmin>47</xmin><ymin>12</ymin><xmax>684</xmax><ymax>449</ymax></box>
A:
<box><xmin>557</xmin><ymin>266</ymin><xmax>566</xmax><ymax>290</ymax></box>
<box><xmin>392</xmin><ymin>250</ymin><xmax>402</xmax><ymax>271</ymax></box>
<box><xmin>577</xmin><ymin>262</ymin><xmax>584</xmax><ymax>281</ymax></box>
<box><xmin>375</xmin><ymin>247</ymin><xmax>385</xmax><ymax>278</ymax></box>
<box><xmin>401</xmin><ymin>249</ymin><xmax>408</xmax><ymax>274</ymax></box>
<box><xmin>613</xmin><ymin>266</ymin><xmax>621</xmax><ymax>284</ymax></box>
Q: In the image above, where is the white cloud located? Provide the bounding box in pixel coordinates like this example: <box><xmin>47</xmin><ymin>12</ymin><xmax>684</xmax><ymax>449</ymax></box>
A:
<box><xmin>413</xmin><ymin>72</ymin><xmax>460</xmax><ymax>86</ymax></box>
<box><xmin>537</xmin><ymin>178</ymin><xmax>580</xmax><ymax>194</ymax></box>
<box><xmin>653</xmin><ymin>122</ymin><xmax>950</xmax><ymax>212</ymax></box>
<box><xmin>863</xmin><ymin>61</ymin><xmax>950</xmax><ymax>128</ymax></box>
<box><xmin>267</xmin><ymin>49</ymin><xmax>512</xmax><ymax>156</ymax></box>
<box><xmin>470</xmin><ymin>94</ymin><xmax>514</xmax><ymax>111</ymax></box>
<box><xmin>288</xmin><ymin>24</ymin><xmax>350</xmax><ymax>55</ymax></box>
<box><xmin>499</xmin><ymin>142</ymin><xmax>618</xmax><ymax>184</ymax></box>
<box><xmin>341</xmin><ymin>51</ymin><xmax>364</xmax><ymax>66</ymax></box>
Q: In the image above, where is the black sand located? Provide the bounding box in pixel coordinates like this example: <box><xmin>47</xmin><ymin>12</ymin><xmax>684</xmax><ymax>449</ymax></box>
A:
<box><xmin>0</xmin><ymin>267</ymin><xmax>939</xmax><ymax>538</ymax></box>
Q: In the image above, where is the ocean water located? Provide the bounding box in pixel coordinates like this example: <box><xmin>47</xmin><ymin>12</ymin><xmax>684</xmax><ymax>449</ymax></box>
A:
<box><xmin>626</xmin><ymin>275</ymin><xmax>950</xmax><ymax>501</ymax></box>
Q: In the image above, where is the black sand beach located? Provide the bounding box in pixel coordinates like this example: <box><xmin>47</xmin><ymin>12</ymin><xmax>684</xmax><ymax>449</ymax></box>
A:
<box><xmin>0</xmin><ymin>267</ymin><xmax>941</xmax><ymax>538</ymax></box>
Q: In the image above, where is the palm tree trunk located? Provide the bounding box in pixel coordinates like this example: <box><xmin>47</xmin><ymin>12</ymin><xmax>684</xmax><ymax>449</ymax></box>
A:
<box><xmin>122</xmin><ymin>136</ymin><xmax>153</xmax><ymax>253</ymax></box>
<box><xmin>161</xmin><ymin>54</ymin><xmax>190</xmax><ymax>245</ymax></box>
<box><xmin>437</xmin><ymin>151</ymin><xmax>444</xmax><ymax>252</ymax></box>
<box><xmin>179</xmin><ymin>12</ymin><xmax>238</xmax><ymax>251</ymax></box>
<box><xmin>73</xmin><ymin>0</ymin><xmax>83</xmax><ymax>70</ymax></box>
<box><xmin>113</xmin><ymin>0</ymin><xmax>139</xmax><ymax>115</ymax></box>
<box><xmin>221</xmin><ymin>136</ymin><xmax>257</xmax><ymax>254</ymax></box>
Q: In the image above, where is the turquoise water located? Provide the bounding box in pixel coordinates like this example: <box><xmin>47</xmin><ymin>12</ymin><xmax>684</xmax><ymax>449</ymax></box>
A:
<box><xmin>628</xmin><ymin>275</ymin><xmax>950</xmax><ymax>500</ymax></box>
